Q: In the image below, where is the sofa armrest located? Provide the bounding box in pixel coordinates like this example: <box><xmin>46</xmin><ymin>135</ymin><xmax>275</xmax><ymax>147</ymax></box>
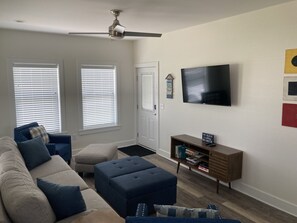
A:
<box><xmin>48</xmin><ymin>133</ymin><xmax>71</xmax><ymax>144</ymax></box>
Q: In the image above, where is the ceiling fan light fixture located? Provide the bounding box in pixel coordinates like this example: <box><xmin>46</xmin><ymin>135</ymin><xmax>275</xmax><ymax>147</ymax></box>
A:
<box><xmin>109</xmin><ymin>24</ymin><xmax>124</xmax><ymax>39</ymax></box>
<box><xmin>114</xmin><ymin>25</ymin><xmax>125</xmax><ymax>33</ymax></box>
<box><xmin>68</xmin><ymin>9</ymin><xmax>162</xmax><ymax>39</ymax></box>
<box><xmin>109</xmin><ymin>32</ymin><xmax>124</xmax><ymax>39</ymax></box>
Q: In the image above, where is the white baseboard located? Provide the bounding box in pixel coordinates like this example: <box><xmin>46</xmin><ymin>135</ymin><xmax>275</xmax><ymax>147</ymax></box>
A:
<box><xmin>157</xmin><ymin>147</ymin><xmax>297</xmax><ymax>217</ymax></box>
<box><xmin>116</xmin><ymin>139</ymin><xmax>137</xmax><ymax>148</ymax></box>
<box><xmin>233</xmin><ymin>182</ymin><xmax>297</xmax><ymax>217</ymax></box>
<box><xmin>157</xmin><ymin>148</ymin><xmax>170</xmax><ymax>158</ymax></box>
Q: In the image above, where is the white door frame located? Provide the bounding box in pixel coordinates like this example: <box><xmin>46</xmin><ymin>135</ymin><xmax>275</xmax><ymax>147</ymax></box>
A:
<box><xmin>135</xmin><ymin>62</ymin><xmax>159</xmax><ymax>152</ymax></box>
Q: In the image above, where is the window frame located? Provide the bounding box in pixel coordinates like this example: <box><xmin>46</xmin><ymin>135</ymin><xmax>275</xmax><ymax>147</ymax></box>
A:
<box><xmin>77</xmin><ymin>61</ymin><xmax>120</xmax><ymax>135</ymax></box>
<box><xmin>8</xmin><ymin>59</ymin><xmax>66</xmax><ymax>134</ymax></box>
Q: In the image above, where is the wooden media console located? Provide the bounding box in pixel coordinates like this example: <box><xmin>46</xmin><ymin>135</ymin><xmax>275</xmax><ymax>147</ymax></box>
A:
<box><xmin>171</xmin><ymin>134</ymin><xmax>243</xmax><ymax>193</ymax></box>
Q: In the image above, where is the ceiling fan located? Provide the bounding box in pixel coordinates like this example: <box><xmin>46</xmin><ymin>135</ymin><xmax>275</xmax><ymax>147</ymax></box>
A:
<box><xmin>69</xmin><ymin>9</ymin><xmax>162</xmax><ymax>39</ymax></box>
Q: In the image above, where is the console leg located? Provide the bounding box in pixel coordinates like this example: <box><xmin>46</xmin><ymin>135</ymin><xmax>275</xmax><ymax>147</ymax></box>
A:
<box><xmin>177</xmin><ymin>162</ymin><xmax>180</xmax><ymax>174</ymax></box>
<box><xmin>229</xmin><ymin>182</ymin><xmax>232</xmax><ymax>190</ymax></box>
<box><xmin>189</xmin><ymin>166</ymin><xmax>192</xmax><ymax>171</ymax></box>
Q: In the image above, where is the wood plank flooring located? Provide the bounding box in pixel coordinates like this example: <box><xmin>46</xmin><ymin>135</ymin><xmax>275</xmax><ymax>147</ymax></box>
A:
<box><xmin>80</xmin><ymin>152</ymin><xmax>297</xmax><ymax>223</ymax></box>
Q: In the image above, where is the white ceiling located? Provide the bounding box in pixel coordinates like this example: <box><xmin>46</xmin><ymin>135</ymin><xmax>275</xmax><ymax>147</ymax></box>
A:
<box><xmin>0</xmin><ymin>0</ymin><xmax>294</xmax><ymax>39</ymax></box>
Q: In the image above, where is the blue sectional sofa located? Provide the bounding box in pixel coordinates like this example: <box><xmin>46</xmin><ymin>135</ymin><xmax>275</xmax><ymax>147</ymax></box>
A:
<box><xmin>126</xmin><ymin>217</ymin><xmax>241</xmax><ymax>223</ymax></box>
<box><xmin>125</xmin><ymin>203</ymin><xmax>241</xmax><ymax>223</ymax></box>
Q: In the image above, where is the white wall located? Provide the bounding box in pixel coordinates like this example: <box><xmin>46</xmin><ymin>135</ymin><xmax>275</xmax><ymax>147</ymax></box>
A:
<box><xmin>0</xmin><ymin>29</ymin><xmax>136</xmax><ymax>148</ymax></box>
<box><xmin>134</xmin><ymin>1</ymin><xmax>297</xmax><ymax>216</ymax></box>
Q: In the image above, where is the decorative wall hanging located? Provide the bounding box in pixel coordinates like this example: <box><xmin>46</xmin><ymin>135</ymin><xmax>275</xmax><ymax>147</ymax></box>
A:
<box><xmin>165</xmin><ymin>74</ymin><xmax>174</xmax><ymax>99</ymax></box>
<box><xmin>282</xmin><ymin>103</ymin><xmax>297</xmax><ymax>128</ymax></box>
<box><xmin>284</xmin><ymin>48</ymin><xmax>297</xmax><ymax>74</ymax></box>
<box><xmin>283</xmin><ymin>76</ymin><xmax>297</xmax><ymax>101</ymax></box>
<box><xmin>282</xmin><ymin>49</ymin><xmax>297</xmax><ymax>128</ymax></box>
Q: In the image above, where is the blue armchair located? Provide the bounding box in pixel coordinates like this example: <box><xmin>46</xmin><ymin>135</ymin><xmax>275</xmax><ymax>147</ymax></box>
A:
<box><xmin>14</xmin><ymin>122</ymin><xmax>72</xmax><ymax>164</ymax></box>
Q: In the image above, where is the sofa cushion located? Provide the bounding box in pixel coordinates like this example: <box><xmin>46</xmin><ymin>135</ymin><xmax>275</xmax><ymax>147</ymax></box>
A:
<box><xmin>37</xmin><ymin>178</ymin><xmax>86</xmax><ymax>221</ymax></box>
<box><xmin>81</xmin><ymin>188</ymin><xmax>112</xmax><ymax>210</ymax></box>
<box><xmin>40</xmin><ymin>170</ymin><xmax>89</xmax><ymax>191</ymax></box>
<box><xmin>17</xmin><ymin>137</ymin><xmax>52</xmax><ymax>170</ymax></box>
<box><xmin>30</xmin><ymin>125</ymin><xmax>49</xmax><ymax>144</ymax></box>
<box><xmin>30</xmin><ymin>155</ymin><xmax>71</xmax><ymax>180</ymax></box>
<box><xmin>1</xmin><ymin>170</ymin><xmax>55</xmax><ymax>223</ymax></box>
<box><xmin>154</xmin><ymin>205</ymin><xmax>219</xmax><ymax>219</ymax></box>
<box><xmin>56</xmin><ymin>189</ymin><xmax>120</xmax><ymax>223</ymax></box>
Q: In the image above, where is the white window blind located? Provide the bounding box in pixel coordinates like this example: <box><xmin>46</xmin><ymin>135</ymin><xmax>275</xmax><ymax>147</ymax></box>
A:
<box><xmin>81</xmin><ymin>65</ymin><xmax>118</xmax><ymax>130</ymax></box>
<box><xmin>13</xmin><ymin>63</ymin><xmax>61</xmax><ymax>133</ymax></box>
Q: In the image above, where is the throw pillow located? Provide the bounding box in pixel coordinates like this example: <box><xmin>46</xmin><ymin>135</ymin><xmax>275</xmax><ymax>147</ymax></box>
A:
<box><xmin>30</xmin><ymin>125</ymin><xmax>49</xmax><ymax>144</ymax></box>
<box><xmin>37</xmin><ymin>178</ymin><xmax>86</xmax><ymax>220</ymax></box>
<box><xmin>17</xmin><ymin>137</ymin><xmax>51</xmax><ymax>170</ymax></box>
<box><xmin>154</xmin><ymin>204</ymin><xmax>219</xmax><ymax>219</ymax></box>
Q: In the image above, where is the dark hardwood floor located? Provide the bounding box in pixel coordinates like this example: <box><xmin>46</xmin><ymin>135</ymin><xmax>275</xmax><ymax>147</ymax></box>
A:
<box><xmin>81</xmin><ymin>152</ymin><xmax>297</xmax><ymax>223</ymax></box>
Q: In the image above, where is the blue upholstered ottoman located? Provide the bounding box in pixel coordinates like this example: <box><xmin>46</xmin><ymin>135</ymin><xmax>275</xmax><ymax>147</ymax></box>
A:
<box><xmin>94</xmin><ymin>156</ymin><xmax>177</xmax><ymax>217</ymax></box>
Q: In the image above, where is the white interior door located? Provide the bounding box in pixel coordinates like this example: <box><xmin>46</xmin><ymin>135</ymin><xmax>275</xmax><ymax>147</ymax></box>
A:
<box><xmin>136</xmin><ymin>62</ymin><xmax>158</xmax><ymax>151</ymax></box>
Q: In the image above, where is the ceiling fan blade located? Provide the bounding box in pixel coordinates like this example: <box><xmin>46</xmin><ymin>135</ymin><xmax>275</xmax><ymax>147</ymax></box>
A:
<box><xmin>124</xmin><ymin>31</ymin><xmax>162</xmax><ymax>37</ymax></box>
<box><xmin>68</xmin><ymin>32</ymin><xmax>109</xmax><ymax>35</ymax></box>
<box><xmin>114</xmin><ymin>25</ymin><xmax>125</xmax><ymax>33</ymax></box>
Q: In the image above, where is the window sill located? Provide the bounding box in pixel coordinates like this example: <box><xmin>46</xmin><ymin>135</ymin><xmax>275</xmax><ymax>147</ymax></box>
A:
<box><xmin>78</xmin><ymin>125</ymin><xmax>121</xmax><ymax>136</ymax></box>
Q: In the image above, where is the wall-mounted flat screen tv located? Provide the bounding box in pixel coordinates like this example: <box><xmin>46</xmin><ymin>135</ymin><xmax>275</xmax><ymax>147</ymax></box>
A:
<box><xmin>181</xmin><ymin>64</ymin><xmax>231</xmax><ymax>106</ymax></box>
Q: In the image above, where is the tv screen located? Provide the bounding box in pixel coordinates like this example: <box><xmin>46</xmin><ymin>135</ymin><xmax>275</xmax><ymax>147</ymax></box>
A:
<box><xmin>181</xmin><ymin>64</ymin><xmax>231</xmax><ymax>106</ymax></box>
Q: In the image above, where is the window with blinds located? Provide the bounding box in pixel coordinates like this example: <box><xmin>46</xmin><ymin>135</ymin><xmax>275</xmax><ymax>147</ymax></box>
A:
<box><xmin>81</xmin><ymin>65</ymin><xmax>118</xmax><ymax>130</ymax></box>
<box><xmin>13</xmin><ymin>63</ymin><xmax>61</xmax><ymax>133</ymax></box>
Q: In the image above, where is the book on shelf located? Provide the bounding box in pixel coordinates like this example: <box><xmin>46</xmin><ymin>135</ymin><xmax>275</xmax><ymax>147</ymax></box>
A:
<box><xmin>195</xmin><ymin>154</ymin><xmax>205</xmax><ymax>159</ymax></box>
<box><xmin>186</xmin><ymin>156</ymin><xmax>199</xmax><ymax>165</ymax></box>
<box><xmin>199</xmin><ymin>161</ymin><xmax>208</xmax><ymax>167</ymax></box>
<box><xmin>198</xmin><ymin>161</ymin><xmax>209</xmax><ymax>172</ymax></box>
<box><xmin>175</xmin><ymin>145</ymin><xmax>186</xmax><ymax>159</ymax></box>
<box><xmin>185</xmin><ymin>149</ymin><xmax>197</xmax><ymax>156</ymax></box>
<box><xmin>185</xmin><ymin>149</ymin><xmax>206</xmax><ymax>159</ymax></box>
<box><xmin>198</xmin><ymin>166</ymin><xmax>209</xmax><ymax>173</ymax></box>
